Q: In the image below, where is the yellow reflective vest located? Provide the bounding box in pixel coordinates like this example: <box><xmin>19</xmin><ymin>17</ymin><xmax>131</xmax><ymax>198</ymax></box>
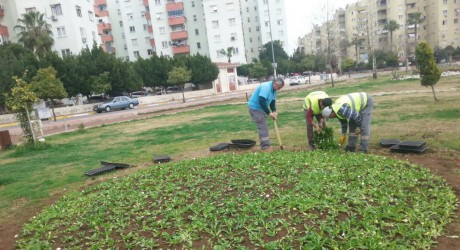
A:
<box><xmin>331</xmin><ymin>92</ymin><xmax>368</xmax><ymax>119</ymax></box>
<box><xmin>303</xmin><ymin>91</ymin><xmax>329</xmax><ymax>115</ymax></box>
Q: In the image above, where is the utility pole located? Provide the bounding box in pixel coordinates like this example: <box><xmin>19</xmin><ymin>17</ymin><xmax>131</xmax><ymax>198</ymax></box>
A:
<box><xmin>267</xmin><ymin>0</ymin><xmax>277</xmax><ymax>79</ymax></box>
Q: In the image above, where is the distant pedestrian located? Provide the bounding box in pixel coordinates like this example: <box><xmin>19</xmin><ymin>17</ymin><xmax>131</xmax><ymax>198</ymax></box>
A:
<box><xmin>322</xmin><ymin>92</ymin><xmax>373</xmax><ymax>153</ymax></box>
<box><xmin>303</xmin><ymin>91</ymin><xmax>332</xmax><ymax>150</ymax></box>
<box><xmin>248</xmin><ymin>78</ymin><xmax>285</xmax><ymax>151</ymax></box>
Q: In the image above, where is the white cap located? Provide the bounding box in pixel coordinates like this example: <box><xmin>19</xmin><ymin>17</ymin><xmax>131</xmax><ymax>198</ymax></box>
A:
<box><xmin>322</xmin><ymin>107</ymin><xmax>333</xmax><ymax>120</ymax></box>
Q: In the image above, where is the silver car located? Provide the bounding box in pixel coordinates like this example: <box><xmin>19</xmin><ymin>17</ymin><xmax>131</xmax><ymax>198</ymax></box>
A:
<box><xmin>93</xmin><ymin>96</ymin><xmax>139</xmax><ymax>113</ymax></box>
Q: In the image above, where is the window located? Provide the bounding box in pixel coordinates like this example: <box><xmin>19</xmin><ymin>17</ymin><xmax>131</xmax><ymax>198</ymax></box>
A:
<box><xmin>443</xmin><ymin>10</ymin><xmax>448</xmax><ymax>16</ymax></box>
<box><xmin>212</xmin><ymin>20</ymin><xmax>219</xmax><ymax>28</ymax></box>
<box><xmin>192</xmin><ymin>1</ymin><xmax>195</xmax><ymax>7</ymax></box>
<box><xmin>246</xmin><ymin>7</ymin><xmax>249</xmax><ymax>12</ymax></box>
<box><xmin>168</xmin><ymin>10</ymin><xmax>184</xmax><ymax>17</ymax></box>
<box><xmin>122</xmin><ymin>33</ymin><xmax>125</xmax><ymax>39</ymax></box>
<box><xmin>134</xmin><ymin>51</ymin><xmax>140</xmax><ymax>59</ymax></box>
<box><xmin>193</xmin><ymin>15</ymin><xmax>197</xmax><ymax>21</ymax></box>
<box><xmin>57</xmin><ymin>27</ymin><xmax>66</xmax><ymax>37</ymax></box>
<box><xmin>26</xmin><ymin>7</ymin><xmax>36</xmax><ymax>13</ymax></box>
<box><xmin>162</xmin><ymin>41</ymin><xmax>168</xmax><ymax>48</ymax></box>
<box><xmin>442</xmin><ymin>20</ymin><xmax>447</xmax><ymax>25</ymax></box>
<box><xmin>80</xmin><ymin>27</ymin><xmax>86</xmax><ymax>38</ymax></box>
<box><xmin>233</xmin><ymin>47</ymin><xmax>239</xmax><ymax>54</ymax></box>
<box><xmin>197</xmin><ymin>42</ymin><xmax>201</xmax><ymax>49</ymax></box>
<box><xmin>214</xmin><ymin>35</ymin><xmax>221</xmax><ymax>42</ymax></box>
<box><xmin>143</xmin><ymin>24</ymin><xmax>148</xmax><ymax>30</ymax></box>
<box><xmin>120</xmin><ymin>21</ymin><xmax>123</xmax><ymax>27</ymax></box>
<box><xmin>51</xmin><ymin>4</ymin><xmax>62</xmax><ymax>15</ymax></box>
<box><xmin>195</xmin><ymin>29</ymin><xmax>199</xmax><ymax>35</ymax></box>
<box><xmin>132</xmin><ymin>39</ymin><xmax>138</xmax><ymax>45</ymax></box>
<box><xmin>264</xmin><ymin>10</ymin><xmax>269</xmax><ymax>16</ymax></box>
<box><xmin>249</xmin><ymin>37</ymin><xmax>253</xmax><ymax>43</ymax></box>
<box><xmin>277</xmin><ymin>19</ymin><xmax>283</xmax><ymax>25</ymax></box>
<box><xmin>263</xmin><ymin>0</ymin><xmax>268</xmax><ymax>4</ymax></box>
<box><xmin>276</xmin><ymin>8</ymin><xmax>282</xmax><ymax>15</ymax></box>
<box><xmin>265</xmin><ymin>21</ymin><xmax>269</xmax><ymax>27</ymax></box>
<box><xmin>92</xmin><ymin>31</ymin><xmax>96</xmax><ymax>41</ymax></box>
<box><xmin>130</xmin><ymin>26</ymin><xmax>135</xmax><ymax>32</ymax></box>
<box><xmin>76</xmin><ymin>6</ymin><xmax>82</xmax><ymax>17</ymax></box>
<box><xmin>210</xmin><ymin>5</ymin><xmax>217</xmax><ymax>12</ymax></box>
<box><xmin>278</xmin><ymin>30</ymin><xmax>284</xmax><ymax>36</ymax></box>
<box><xmin>145</xmin><ymin>37</ymin><xmax>150</xmax><ymax>44</ymax></box>
<box><xmin>88</xmin><ymin>11</ymin><xmax>94</xmax><ymax>21</ymax></box>
<box><xmin>61</xmin><ymin>49</ymin><xmax>71</xmax><ymax>57</ymax></box>
<box><xmin>248</xmin><ymin>27</ymin><xmax>252</xmax><ymax>32</ymax></box>
<box><xmin>230</xmin><ymin>33</ymin><xmax>237</xmax><ymax>41</ymax></box>
<box><xmin>455</xmin><ymin>18</ymin><xmax>459</xmax><ymax>24</ymax></box>
<box><xmin>148</xmin><ymin>49</ymin><xmax>154</xmax><ymax>55</ymax></box>
<box><xmin>128</xmin><ymin>13</ymin><xmax>133</xmax><ymax>19</ymax></box>
<box><xmin>247</xmin><ymin>17</ymin><xmax>250</xmax><ymax>22</ymax></box>
<box><xmin>443</xmin><ymin>0</ymin><xmax>447</xmax><ymax>4</ymax></box>
<box><xmin>155</xmin><ymin>0</ymin><xmax>161</xmax><ymax>5</ymax></box>
<box><xmin>217</xmin><ymin>50</ymin><xmax>223</xmax><ymax>57</ymax></box>
<box><xmin>229</xmin><ymin>18</ymin><xmax>236</xmax><ymax>26</ymax></box>
<box><xmin>159</xmin><ymin>27</ymin><xmax>166</xmax><ymax>34</ymax></box>
<box><xmin>256</xmin><ymin>26</ymin><xmax>260</xmax><ymax>31</ymax></box>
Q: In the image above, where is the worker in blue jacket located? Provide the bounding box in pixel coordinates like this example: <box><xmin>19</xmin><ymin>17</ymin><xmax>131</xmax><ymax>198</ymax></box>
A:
<box><xmin>248</xmin><ymin>78</ymin><xmax>285</xmax><ymax>151</ymax></box>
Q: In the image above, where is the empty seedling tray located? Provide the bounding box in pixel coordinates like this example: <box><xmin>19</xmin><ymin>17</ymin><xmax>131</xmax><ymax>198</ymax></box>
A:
<box><xmin>397</xmin><ymin>140</ymin><xmax>427</xmax><ymax>149</ymax></box>
<box><xmin>379</xmin><ymin>138</ymin><xmax>401</xmax><ymax>148</ymax></box>
<box><xmin>153</xmin><ymin>154</ymin><xmax>171</xmax><ymax>163</ymax></box>
<box><xmin>101</xmin><ymin>161</ymin><xmax>130</xmax><ymax>169</ymax></box>
<box><xmin>390</xmin><ymin>144</ymin><xmax>429</xmax><ymax>154</ymax></box>
<box><xmin>231</xmin><ymin>139</ymin><xmax>256</xmax><ymax>149</ymax></box>
<box><xmin>210</xmin><ymin>143</ymin><xmax>231</xmax><ymax>151</ymax></box>
<box><xmin>85</xmin><ymin>165</ymin><xmax>117</xmax><ymax>177</ymax></box>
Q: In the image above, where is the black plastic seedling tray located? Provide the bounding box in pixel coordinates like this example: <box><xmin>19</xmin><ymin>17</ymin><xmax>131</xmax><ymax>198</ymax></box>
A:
<box><xmin>153</xmin><ymin>154</ymin><xmax>171</xmax><ymax>163</ymax></box>
<box><xmin>85</xmin><ymin>165</ymin><xmax>117</xmax><ymax>176</ymax></box>
<box><xmin>390</xmin><ymin>144</ymin><xmax>429</xmax><ymax>154</ymax></box>
<box><xmin>379</xmin><ymin>138</ymin><xmax>401</xmax><ymax>148</ymax></box>
<box><xmin>231</xmin><ymin>139</ymin><xmax>256</xmax><ymax>149</ymax></box>
<box><xmin>398</xmin><ymin>140</ymin><xmax>427</xmax><ymax>149</ymax></box>
<box><xmin>101</xmin><ymin>161</ymin><xmax>130</xmax><ymax>169</ymax></box>
<box><xmin>210</xmin><ymin>143</ymin><xmax>230</xmax><ymax>151</ymax></box>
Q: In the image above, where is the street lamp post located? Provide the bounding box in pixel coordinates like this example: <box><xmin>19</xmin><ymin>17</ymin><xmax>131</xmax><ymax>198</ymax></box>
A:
<box><xmin>266</xmin><ymin>0</ymin><xmax>277</xmax><ymax>79</ymax></box>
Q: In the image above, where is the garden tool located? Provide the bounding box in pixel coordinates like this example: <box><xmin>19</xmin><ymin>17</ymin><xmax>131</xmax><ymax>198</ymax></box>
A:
<box><xmin>273</xmin><ymin>119</ymin><xmax>284</xmax><ymax>150</ymax></box>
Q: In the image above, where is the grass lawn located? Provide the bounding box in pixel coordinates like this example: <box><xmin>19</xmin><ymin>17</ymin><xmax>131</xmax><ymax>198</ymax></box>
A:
<box><xmin>1</xmin><ymin>74</ymin><xmax>459</xmax><ymax>248</ymax></box>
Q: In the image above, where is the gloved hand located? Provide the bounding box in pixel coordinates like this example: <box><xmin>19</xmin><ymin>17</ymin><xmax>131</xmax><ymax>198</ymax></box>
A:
<box><xmin>355</xmin><ymin>127</ymin><xmax>361</xmax><ymax>135</ymax></box>
<box><xmin>313</xmin><ymin>123</ymin><xmax>321</xmax><ymax>132</ymax></box>
<box><xmin>339</xmin><ymin>134</ymin><xmax>346</xmax><ymax>145</ymax></box>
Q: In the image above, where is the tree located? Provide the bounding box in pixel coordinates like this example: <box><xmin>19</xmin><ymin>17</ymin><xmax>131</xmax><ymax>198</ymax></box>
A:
<box><xmin>350</xmin><ymin>37</ymin><xmax>362</xmax><ymax>71</ymax></box>
<box><xmin>219</xmin><ymin>47</ymin><xmax>234</xmax><ymax>63</ymax></box>
<box><xmin>341</xmin><ymin>58</ymin><xmax>355</xmax><ymax>78</ymax></box>
<box><xmin>416</xmin><ymin>42</ymin><xmax>441</xmax><ymax>101</ymax></box>
<box><xmin>0</xmin><ymin>43</ymin><xmax>38</xmax><ymax>112</ymax></box>
<box><xmin>258</xmin><ymin>40</ymin><xmax>289</xmax><ymax>62</ymax></box>
<box><xmin>186</xmin><ymin>54</ymin><xmax>219</xmax><ymax>87</ymax></box>
<box><xmin>249</xmin><ymin>62</ymin><xmax>268</xmax><ymax>80</ymax></box>
<box><xmin>167</xmin><ymin>66</ymin><xmax>191</xmax><ymax>103</ymax></box>
<box><xmin>5</xmin><ymin>75</ymin><xmax>39</xmax><ymax>144</ymax></box>
<box><xmin>407</xmin><ymin>12</ymin><xmax>423</xmax><ymax>44</ymax></box>
<box><xmin>237</xmin><ymin>64</ymin><xmax>252</xmax><ymax>77</ymax></box>
<box><xmin>14</xmin><ymin>11</ymin><xmax>54</xmax><ymax>57</ymax></box>
<box><xmin>30</xmin><ymin>67</ymin><xmax>67</xmax><ymax>121</ymax></box>
<box><xmin>383</xmin><ymin>19</ymin><xmax>400</xmax><ymax>51</ymax></box>
<box><xmin>90</xmin><ymin>72</ymin><xmax>111</xmax><ymax>98</ymax></box>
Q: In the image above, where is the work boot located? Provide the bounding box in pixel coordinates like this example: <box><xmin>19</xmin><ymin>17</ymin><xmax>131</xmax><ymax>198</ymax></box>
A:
<box><xmin>262</xmin><ymin>147</ymin><xmax>275</xmax><ymax>152</ymax></box>
<box><xmin>345</xmin><ymin>146</ymin><xmax>356</xmax><ymax>152</ymax></box>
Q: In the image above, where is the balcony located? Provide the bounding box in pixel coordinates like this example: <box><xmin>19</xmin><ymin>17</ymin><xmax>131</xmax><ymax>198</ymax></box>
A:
<box><xmin>145</xmin><ymin>12</ymin><xmax>151</xmax><ymax>20</ymax></box>
<box><xmin>95</xmin><ymin>0</ymin><xmax>107</xmax><ymax>6</ymax></box>
<box><xmin>172</xmin><ymin>45</ymin><xmax>190</xmax><ymax>55</ymax></box>
<box><xmin>168</xmin><ymin>16</ymin><xmax>185</xmax><ymax>26</ymax></box>
<box><xmin>95</xmin><ymin>8</ymin><xmax>109</xmax><ymax>17</ymax></box>
<box><xmin>148</xmin><ymin>25</ymin><xmax>153</xmax><ymax>34</ymax></box>
<box><xmin>170</xmin><ymin>30</ymin><xmax>188</xmax><ymax>40</ymax></box>
<box><xmin>143</xmin><ymin>0</ymin><xmax>149</xmax><ymax>7</ymax></box>
<box><xmin>97</xmin><ymin>23</ymin><xmax>112</xmax><ymax>35</ymax></box>
<box><xmin>150</xmin><ymin>38</ymin><xmax>155</xmax><ymax>47</ymax></box>
<box><xmin>0</xmin><ymin>25</ymin><xmax>8</xmax><ymax>36</ymax></box>
<box><xmin>0</xmin><ymin>7</ymin><xmax>4</xmax><ymax>18</ymax></box>
<box><xmin>101</xmin><ymin>35</ymin><xmax>113</xmax><ymax>43</ymax></box>
<box><xmin>166</xmin><ymin>2</ymin><xmax>184</xmax><ymax>11</ymax></box>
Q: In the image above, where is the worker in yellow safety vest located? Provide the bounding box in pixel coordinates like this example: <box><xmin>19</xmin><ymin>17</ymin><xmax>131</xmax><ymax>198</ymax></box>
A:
<box><xmin>322</xmin><ymin>92</ymin><xmax>373</xmax><ymax>153</ymax></box>
<box><xmin>303</xmin><ymin>91</ymin><xmax>332</xmax><ymax>150</ymax></box>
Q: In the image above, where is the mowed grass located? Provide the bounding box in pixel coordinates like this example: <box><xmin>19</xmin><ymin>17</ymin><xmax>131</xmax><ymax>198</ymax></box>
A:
<box><xmin>0</xmin><ymin>74</ymin><xmax>459</xmax><ymax>239</ymax></box>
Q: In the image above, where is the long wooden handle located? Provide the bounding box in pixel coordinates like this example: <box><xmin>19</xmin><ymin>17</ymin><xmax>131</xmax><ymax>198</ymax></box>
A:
<box><xmin>274</xmin><ymin>119</ymin><xmax>283</xmax><ymax>150</ymax></box>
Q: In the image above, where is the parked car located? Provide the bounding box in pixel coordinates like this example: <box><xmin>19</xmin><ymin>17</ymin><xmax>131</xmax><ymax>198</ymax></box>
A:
<box><xmin>131</xmin><ymin>91</ymin><xmax>147</xmax><ymax>98</ymax></box>
<box><xmin>290</xmin><ymin>76</ymin><xmax>306</xmax><ymax>85</ymax></box>
<box><xmin>93</xmin><ymin>96</ymin><xmax>139</xmax><ymax>113</ymax></box>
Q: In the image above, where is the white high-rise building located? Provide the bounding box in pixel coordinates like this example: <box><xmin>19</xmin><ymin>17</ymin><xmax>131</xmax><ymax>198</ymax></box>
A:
<box><xmin>0</xmin><ymin>0</ymin><xmax>101</xmax><ymax>57</ymax></box>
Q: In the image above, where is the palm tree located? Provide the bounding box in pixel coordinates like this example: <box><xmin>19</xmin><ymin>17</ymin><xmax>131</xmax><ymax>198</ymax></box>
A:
<box><xmin>14</xmin><ymin>11</ymin><xmax>54</xmax><ymax>57</ymax></box>
<box><xmin>219</xmin><ymin>47</ymin><xmax>234</xmax><ymax>63</ymax></box>
<box><xmin>350</xmin><ymin>36</ymin><xmax>362</xmax><ymax>71</ymax></box>
<box><xmin>383</xmin><ymin>19</ymin><xmax>400</xmax><ymax>51</ymax></box>
<box><xmin>407</xmin><ymin>12</ymin><xmax>423</xmax><ymax>44</ymax></box>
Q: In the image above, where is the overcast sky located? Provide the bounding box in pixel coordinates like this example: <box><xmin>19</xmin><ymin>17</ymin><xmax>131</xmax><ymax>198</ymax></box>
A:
<box><xmin>284</xmin><ymin>0</ymin><xmax>358</xmax><ymax>54</ymax></box>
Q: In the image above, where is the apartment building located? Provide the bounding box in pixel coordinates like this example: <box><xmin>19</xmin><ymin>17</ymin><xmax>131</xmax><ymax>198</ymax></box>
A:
<box><xmin>299</xmin><ymin>0</ymin><xmax>460</xmax><ymax>64</ymax></box>
<box><xmin>0</xmin><ymin>0</ymin><xmax>101</xmax><ymax>57</ymax></box>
